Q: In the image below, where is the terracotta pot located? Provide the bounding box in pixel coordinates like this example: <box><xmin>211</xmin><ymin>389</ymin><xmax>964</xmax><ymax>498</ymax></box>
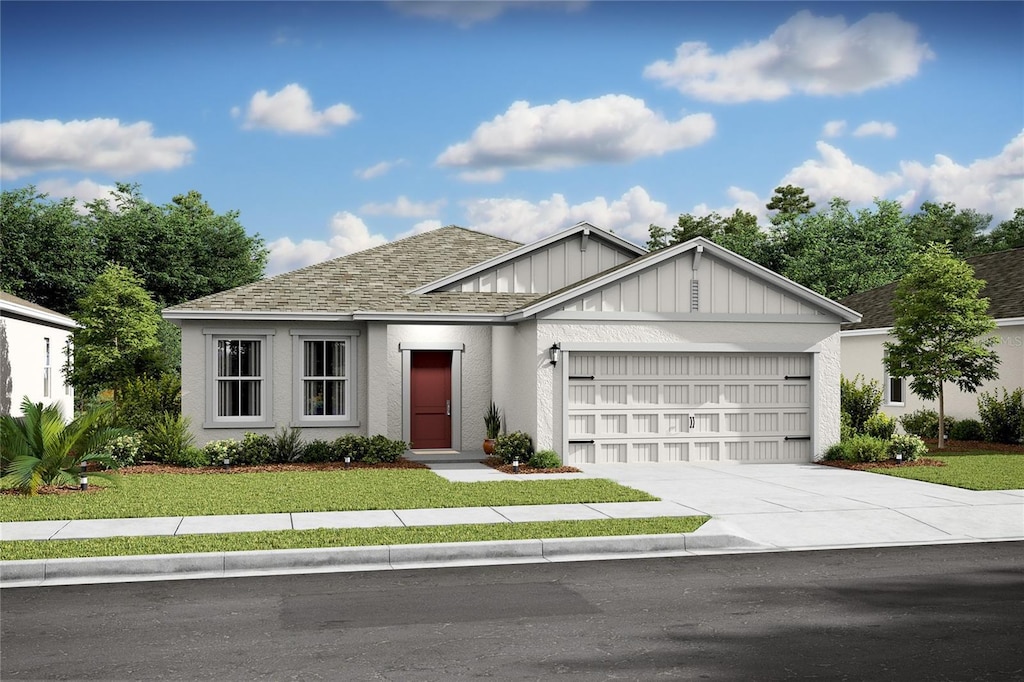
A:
<box><xmin>483</xmin><ymin>438</ymin><xmax>496</xmax><ymax>455</ymax></box>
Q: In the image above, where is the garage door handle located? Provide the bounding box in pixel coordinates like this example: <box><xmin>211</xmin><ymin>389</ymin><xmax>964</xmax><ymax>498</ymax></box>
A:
<box><xmin>689</xmin><ymin>416</ymin><xmax>695</xmax><ymax>429</ymax></box>
<box><xmin>784</xmin><ymin>375</ymin><xmax>811</xmax><ymax>380</ymax></box>
<box><xmin>569</xmin><ymin>375</ymin><xmax>595</xmax><ymax>380</ymax></box>
<box><xmin>785</xmin><ymin>436</ymin><xmax>811</xmax><ymax>441</ymax></box>
<box><xmin>568</xmin><ymin>439</ymin><xmax>595</xmax><ymax>444</ymax></box>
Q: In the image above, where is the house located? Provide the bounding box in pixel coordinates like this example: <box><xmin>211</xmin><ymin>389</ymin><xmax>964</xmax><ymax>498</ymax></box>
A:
<box><xmin>0</xmin><ymin>291</ymin><xmax>78</xmax><ymax>418</ymax></box>
<box><xmin>164</xmin><ymin>223</ymin><xmax>861</xmax><ymax>464</ymax></box>
<box><xmin>839</xmin><ymin>247</ymin><xmax>1024</xmax><ymax>422</ymax></box>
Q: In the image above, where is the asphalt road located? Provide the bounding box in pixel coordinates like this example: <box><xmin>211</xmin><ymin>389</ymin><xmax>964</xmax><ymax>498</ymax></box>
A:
<box><xmin>3</xmin><ymin>543</ymin><xmax>1023</xmax><ymax>681</ymax></box>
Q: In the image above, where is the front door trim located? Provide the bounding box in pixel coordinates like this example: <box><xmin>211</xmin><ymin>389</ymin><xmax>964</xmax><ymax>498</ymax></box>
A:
<box><xmin>400</xmin><ymin>342</ymin><xmax>464</xmax><ymax>450</ymax></box>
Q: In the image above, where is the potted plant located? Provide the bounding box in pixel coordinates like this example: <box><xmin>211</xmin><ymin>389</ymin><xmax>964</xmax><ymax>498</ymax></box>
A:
<box><xmin>483</xmin><ymin>401</ymin><xmax>501</xmax><ymax>454</ymax></box>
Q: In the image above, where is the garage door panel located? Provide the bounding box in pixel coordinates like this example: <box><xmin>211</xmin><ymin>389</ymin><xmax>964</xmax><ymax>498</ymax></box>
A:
<box><xmin>566</xmin><ymin>352</ymin><xmax>813</xmax><ymax>465</ymax></box>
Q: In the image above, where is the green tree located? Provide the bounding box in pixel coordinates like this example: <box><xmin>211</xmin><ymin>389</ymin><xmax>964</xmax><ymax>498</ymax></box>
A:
<box><xmin>883</xmin><ymin>244</ymin><xmax>1001</xmax><ymax>448</ymax></box>
<box><xmin>985</xmin><ymin>207</ymin><xmax>1024</xmax><ymax>252</ymax></box>
<box><xmin>773</xmin><ymin>198</ymin><xmax>914</xmax><ymax>299</ymax></box>
<box><xmin>0</xmin><ymin>186</ymin><xmax>102</xmax><ymax>314</ymax></box>
<box><xmin>647</xmin><ymin>209</ymin><xmax>768</xmax><ymax>263</ymax></box>
<box><xmin>66</xmin><ymin>264</ymin><xmax>166</xmax><ymax>403</ymax></box>
<box><xmin>766</xmin><ymin>184</ymin><xmax>815</xmax><ymax>225</ymax></box>
<box><xmin>0</xmin><ymin>398</ymin><xmax>121</xmax><ymax>495</ymax></box>
<box><xmin>907</xmin><ymin>201</ymin><xmax>992</xmax><ymax>257</ymax></box>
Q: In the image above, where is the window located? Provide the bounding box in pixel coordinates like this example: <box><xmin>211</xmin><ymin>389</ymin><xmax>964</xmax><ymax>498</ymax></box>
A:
<box><xmin>887</xmin><ymin>374</ymin><xmax>905</xmax><ymax>406</ymax></box>
<box><xmin>43</xmin><ymin>337</ymin><xmax>51</xmax><ymax>398</ymax></box>
<box><xmin>292</xmin><ymin>330</ymin><xmax>359</xmax><ymax>426</ymax></box>
<box><xmin>217</xmin><ymin>339</ymin><xmax>263</xmax><ymax>417</ymax></box>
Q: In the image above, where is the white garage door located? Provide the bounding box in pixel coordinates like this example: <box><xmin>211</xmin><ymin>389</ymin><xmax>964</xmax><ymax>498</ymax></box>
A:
<box><xmin>565</xmin><ymin>352</ymin><xmax>812</xmax><ymax>464</ymax></box>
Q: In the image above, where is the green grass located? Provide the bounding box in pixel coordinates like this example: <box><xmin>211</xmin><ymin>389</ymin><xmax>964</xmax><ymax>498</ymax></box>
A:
<box><xmin>868</xmin><ymin>453</ymin><xmax>1024</xmax><ymax>490</ymax></box>
<box><xmin>0</xmin><ymin>469</ymin><xmax>657</xmax><ymax>522</ymax></box>
<box><xmin>0</xmin><ymin>516</ymin><xmax>708</xmax><ymax>561</ymax></box>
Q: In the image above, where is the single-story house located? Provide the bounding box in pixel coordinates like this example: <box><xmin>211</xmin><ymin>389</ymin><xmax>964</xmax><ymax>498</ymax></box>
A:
<box><xmin>840</xmin><ymin>247</ymin><xmax>1023</xmax><ymax>422</ymax></box>
<box><xmin>0</xmin><ymin>291</ymin><xmax>78</xmax><ymax>418</ymax></box>
<box><xmin>164</xmin><ymin>223</ymin><xmax>861</xmax><ymax>464</ymax></box>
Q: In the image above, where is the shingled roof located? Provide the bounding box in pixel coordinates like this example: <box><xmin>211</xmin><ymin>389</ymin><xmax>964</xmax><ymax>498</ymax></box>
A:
<box><xmin>165</xmin><ymin>226</ymin><xmax>536</xmax><ymax>315</ymax></box>
<box><xmin>839</xmin><ymin>247</ymin><xmax>1024</xmax><ymax>331</ymax></box>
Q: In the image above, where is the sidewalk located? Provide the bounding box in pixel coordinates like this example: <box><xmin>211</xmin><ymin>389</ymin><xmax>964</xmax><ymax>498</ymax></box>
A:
<box><xmin>2</xmin><ymin>461</ymin><xmax>1022</xmax><ymax>588</ymax></box>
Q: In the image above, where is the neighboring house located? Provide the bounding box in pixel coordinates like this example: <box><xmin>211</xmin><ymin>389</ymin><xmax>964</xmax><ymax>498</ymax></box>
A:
<box><xmin>164</xmin><ymin>223</ymin><xmax>860</xmax><ymax>464</ymax></box>
<box><xmin>840</xmin><ymin>247</ymin><xmax>1024</xmax><ymax>423</ymax></box>
<box><xmin>0</xmin><ymin>291</ymin><xmax>78</xmax><ymax>418</ymax></box>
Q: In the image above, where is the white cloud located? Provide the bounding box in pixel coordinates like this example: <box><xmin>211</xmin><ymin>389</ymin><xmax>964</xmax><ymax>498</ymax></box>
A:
<box><xmin>437</xmin><ymin>95</ymin><xmax>715</xmax><ymax>172</ymax></box>
<box><xmin>356</xmin><ymin>159</ymin><xmax>406</xmax><ymax>180</ymax></box>
<box><xmin>644</xmin><ymin>10</ymin><xmax>933</xmax><ymax>103</ymax></box>
<box><xmin>782</xmin><ymin>140</ymin><xmax>904</xmax><ymax>204</ymax></box>
<box><xmin>396</xmin><ymin>219</ymin><xmax>444</xmax><ymax>240</ymax></box>
<box><xmin>0</xmin><ymin>118</ymin><xmax>194</xmax><ymax>180</ymax></box>
<box><xmin>266</xmin><ymin>211</ymin><xmax>387</xmax><ymax>275</ymax></box>
<box><xmin>458</xmin><ymin>169</ymin><xmax>505</xmax><ymax>183</ymax></box>
<box><xmin>853</xmin><ymin>121</ymin><xmax>898</xmax><ymax>138</ymax></box>
<box><xmin>35</xmin><ymin>178</ymin><xmax>119</xmax><ymax>213</ymax></box>
<box><xmin>823</xmin><ymin>120</ymin><xmax>847</xmax><ymax>138</ymax></box>
<box><xmin>240</xmin><ymin>83</ymin><xmax>357</xmax><ymax>135</ymax></box>
<box><xmin>690</xmin><ymin>186</ymin><xmax>770</xmax><ymax>224</ymax></box>
<box><xmin>461</xmin><ymin>185</ymin><xmax>673</xmax><ymax>244</ymax></box>
<box><xmin>389</xmin><ymin>1</ymin><xmax>586</xmax><ymax>28</ymax></box>
<box><xmin>359</xmin><ymin>196</ymin><xmax>446</xmax><ymax>218</ymax></box>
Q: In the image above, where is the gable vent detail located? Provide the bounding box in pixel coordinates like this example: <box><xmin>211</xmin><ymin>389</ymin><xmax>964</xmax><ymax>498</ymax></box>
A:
<box><xmin>690</xmin><ymin>280</ymin><xmax>700</xmax><ymax>312</ymax></box>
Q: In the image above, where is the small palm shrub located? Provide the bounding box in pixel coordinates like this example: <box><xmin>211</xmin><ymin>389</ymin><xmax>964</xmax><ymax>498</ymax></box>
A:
<box><xmin>0</xmin><ymin>398</ymin><xmax>122</xmax><ymax>494</ymax></box>
<box><xmin>977</xmin><ymin>388</ymin><xmax>1024</xmax><ymax>444</ymax></box>
<box><xmin>236</xmin><ymin>432</ymin><xmax>274</xmax><ymax>465</ymax></box>
<box><xmin>143</xmin><ymin>413</ymin><xmax>195</xmax><ymax>464</ymax></box>
<box><xmin>841</xmin><ymin>374</ymin><xmax>882</xmax><ymax>433</ymax></box>
<box><xmin>529</xmin><ymin>449</ymin><xmax>561</xmax><ymax>469</ymax></box>
<box><xmin>272</xmin><ymin>426</ymin><xmax>305</xmax><ymax>463</ymax></box>
<box><xmin>302</xmin><ymin>439</ymin><xmax>335</xmax><ymax>463</ymax></box>
<box><xmin>364</xmin><ymin>435</ymin><xmax>407</xmax><ymax>464</ymax></box>
<box><xmin>864</xmin><ymin>412</ymin><xmax>896</xmax><ymax>440</ymax></box>
<box><xmin>333</xmin><ymin>434</ymin><xmax>370</xmax><ymax>462</ymax></box>
<box><xmin>204</xmin><ymin>438</ymin><xmax>241</xmax><ymax>465</ymax></box>
<box><xmin>823</xmin><ymin>434</ymin><xmax>889</xmax><ymax>463</ymax></box>
<box><xmin>494</xmin><ymin>430</ymin><xmax>533</xmax><ymax>464</ymax></box>
<box><xmin>949</xmin><ymin>418</ymin><xmax>986</xmax><ymax>442</ymax></box>
<box><xmin>887</xmin><ymin>434</ymin><xmax>928</xmax><ymax>462</ymax></box>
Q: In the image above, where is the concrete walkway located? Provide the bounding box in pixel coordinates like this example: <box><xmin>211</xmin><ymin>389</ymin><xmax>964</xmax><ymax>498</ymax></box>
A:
<box><xmin>2</xmin><ymin>461</ymin><xmax>1021</xmax><ymax>587</ymax></box>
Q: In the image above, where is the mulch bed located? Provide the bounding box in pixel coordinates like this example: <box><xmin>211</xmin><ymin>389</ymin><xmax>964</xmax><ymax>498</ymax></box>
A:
<box><xmin>482</xmin><ymin>456</ymin><xmax>581</xmax><ymax>475</ymax></box>
<box><xmin>820</xmin><ymin>458</ymin><xmax>946</xmax><ymax>471</ymax></box>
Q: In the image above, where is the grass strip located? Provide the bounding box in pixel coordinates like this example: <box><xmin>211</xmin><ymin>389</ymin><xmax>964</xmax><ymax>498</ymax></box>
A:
<box><xmin>0</xmin><ymin>470</ymin><xmax>657</xmax><ymax>522</ymax></box>
<box><xmin>0</xmin><ymin>516</ymin><xmax>709</xmax><ymax>561</ymax></box>
<box><xmin>867</xmin><ymin>453</ymin><xmax>1024</xmax><ymax>490</ymax></box>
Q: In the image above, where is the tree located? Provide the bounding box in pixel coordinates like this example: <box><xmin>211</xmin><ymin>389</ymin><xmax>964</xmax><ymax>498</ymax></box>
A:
<box><xmin>907</xmin><ymin>201</ymin><xmax>992</xmax><ymax>257</ymax></box>
<box><xmin>65</xmin><ymin>264</ymin><xmax>166</xmax><ymax>404</ymax></box>
<box><xmin>766</xmin><ymin>185</ymin><xmax>815</xmax><ymax>225</ymax></box>
<box><xmin>647</xmin><ymin>209</ymin><xmax>769</xmax><ymax>263</ymax></box>
<box><xmin>985</xmin><ymin>207</ymin><xmax>1024</xmax><ymax>252</ymax></box>
<box><xmin>883</xmin><ymin>244</ymin><xmax>1000</xmax><ymax>447</ymax></box>
<box><xmin>772</xmin><ymin>198</ymin><xmax>915</xmax><ymax>299</ymax></box>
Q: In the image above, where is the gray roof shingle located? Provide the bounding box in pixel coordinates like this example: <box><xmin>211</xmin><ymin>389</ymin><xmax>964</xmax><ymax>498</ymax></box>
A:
<box><xmin>839</xmin><ymin>247</ymin><xmax>1024</xmax><ymax>330</ymax></box>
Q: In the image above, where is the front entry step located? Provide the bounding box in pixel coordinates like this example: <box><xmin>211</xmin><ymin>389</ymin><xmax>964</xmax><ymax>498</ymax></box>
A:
<box><xmin>405</xmin><ymin>449</ymin><xmax>486</xmax><ymax>464</ymax></box>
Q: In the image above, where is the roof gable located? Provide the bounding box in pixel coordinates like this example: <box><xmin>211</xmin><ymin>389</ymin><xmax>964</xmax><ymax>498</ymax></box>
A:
<box><xmin>512</xmin><ymin>238</ymin><xmax>861</xmax><ymax>322</ymax></box>
<box><xmin>0</xmin><ymin>291</ymin><xmax>79</xmax><ymax>329</ymax></box>
<box><xmin>409</xmin><ymin>222</ymin><xmax>645</xmax><ymax>295</ymax></box>
<box><xmin>840</xmin><ymin>247</ymin><xmax>1024</xmax><ymax>330</ymax></box>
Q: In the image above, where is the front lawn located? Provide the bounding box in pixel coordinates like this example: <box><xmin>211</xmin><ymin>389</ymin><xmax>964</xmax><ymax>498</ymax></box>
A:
<box><xmin>0</xmin><ymin>516</ymin><xmax>709</xmax><ymax>561</ymax></box>
<box><xmin>867</xmin><ymin>453</ymin><xmax>1024</xmax><ymax>490</ymax></box>
<box><xmin>0</xmin><ymin>469</ymin><xmax>657</xmax><ymax>522</ymax></box>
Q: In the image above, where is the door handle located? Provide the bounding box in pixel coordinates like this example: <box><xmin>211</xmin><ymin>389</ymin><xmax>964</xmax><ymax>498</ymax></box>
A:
<box><xmin>446</xmin><ymin>400</ymin><xmax>451</xmax><ymax>416</ymax></box>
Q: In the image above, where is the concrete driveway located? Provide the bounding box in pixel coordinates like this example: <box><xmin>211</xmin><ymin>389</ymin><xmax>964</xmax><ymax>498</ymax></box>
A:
<box><xmin>579</xmin><ymin>461</ymin><xmax>1024</xmax><ymax>550</ymax></box>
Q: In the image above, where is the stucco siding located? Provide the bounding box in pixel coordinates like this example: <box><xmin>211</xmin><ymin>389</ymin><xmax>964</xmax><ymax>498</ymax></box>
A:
<box><xmin>0</xmin><ymin>316</ymin><xmax>74</xmax><ymax>418</ymax></box>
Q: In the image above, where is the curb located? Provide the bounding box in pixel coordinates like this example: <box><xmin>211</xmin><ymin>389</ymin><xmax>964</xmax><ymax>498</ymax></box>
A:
<box><xmin>0</xmin><ymin>533</ymin><xmax>761</xmax><ymax>588</ymax></box>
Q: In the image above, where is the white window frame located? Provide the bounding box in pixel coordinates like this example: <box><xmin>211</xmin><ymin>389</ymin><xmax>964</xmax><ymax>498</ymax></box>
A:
<box><xmin>204</xmin><ymin>329</ymin><xmax>275</xmax><ymax>428</ymax></box>
<box><xmin>883</xmin><ymin>351</ymin><xmax>906</xmax><ymax>407</ymax></box>
<box><xmin>291</xmin><ymin>330</ymin><xmax>360</xmax><ymax>427</ymax></box>
<box><xmin>43</xmin><ymin>337</ymin><xmax>51</xmax><ymax>398</ymax></box>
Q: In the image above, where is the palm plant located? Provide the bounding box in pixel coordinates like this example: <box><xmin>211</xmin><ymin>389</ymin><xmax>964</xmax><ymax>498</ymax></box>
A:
<box><xmin>0</xmin><ymin>397</ymin><xmax>123</xmax><ymax>495</ymax></box>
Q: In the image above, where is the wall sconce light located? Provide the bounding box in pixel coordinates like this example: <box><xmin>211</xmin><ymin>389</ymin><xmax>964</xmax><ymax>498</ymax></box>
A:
<box><xmin>549</xmin><ymin>343</ymin><xmax>561</xmax><ymax>366</ymax></box>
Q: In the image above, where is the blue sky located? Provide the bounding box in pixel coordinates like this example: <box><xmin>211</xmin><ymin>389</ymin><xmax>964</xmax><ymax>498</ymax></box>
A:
<box><xmin>2</xmin><ymin>1</ymin><xmax>1022</xmax><ymax>275</ymax></box>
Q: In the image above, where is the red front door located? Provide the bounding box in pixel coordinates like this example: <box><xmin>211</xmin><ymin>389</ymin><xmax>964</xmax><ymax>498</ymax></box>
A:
<box><xmin>410</xmin><ymin>351</ymin><xmax>452</xmax><ymax>449</ymax></box>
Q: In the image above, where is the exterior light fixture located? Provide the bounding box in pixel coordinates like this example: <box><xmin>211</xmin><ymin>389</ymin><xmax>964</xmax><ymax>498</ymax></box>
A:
<box><xmin>223</xmin><ymin>457</ymin><xmax>231</xmax><ymax>471</ymax></box>
<box><xmin>512</xmin><ymin>457</ymin><xmax>520</xmax><ymax>474</ymax></box>
<box><xmin>80</xmin><ymin>462</ymin><xmax>88</xmax><ymax>491</ymax></box>
<box><xmin>549</xmin><ymin>343</ymin><xmax>561</xmax><ymax>366</ymax></box>
<box><xmin>344</xmin><ymin>455</ymin><xmax>351</xmax><ymax>469</ymax></box>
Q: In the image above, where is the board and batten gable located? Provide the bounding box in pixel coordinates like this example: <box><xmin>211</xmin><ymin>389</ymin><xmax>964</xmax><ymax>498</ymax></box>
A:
<box><xmin>439</xmin><ymin>232</ymin><xmax>637</xmax><ymax>295</ymax></box>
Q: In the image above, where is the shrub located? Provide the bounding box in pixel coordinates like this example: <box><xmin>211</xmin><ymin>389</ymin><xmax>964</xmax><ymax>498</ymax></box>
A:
<box><xmin>204</xmin><ymin>438</ymin><xmax>241</xmax><ymax>465</ymax></box>
<box><xmin>333</xmin><ymin>434</ymin><xmax>369</xmax><ymax>462</ymax></box>
<box><xmin>102</xmin><ymin>433</ymin><xmax>143</xmax><ymax>467</ymax></box>
<box><xmin>529</xmin><ymin>449</ymin><xmax>562</xmax><ymax>469</ymax></box>
<box><xmin>839</xmin><ymin>412</ymin><xmax>855</xmax><ymax>442</ymax></box>
<box><xmin>823</xmin><ymin>434</ymin><xmax>889</xmax><ymax>463</ymax></box>
<box><xmin>484</xmin><ymin>401</ymin><xmax>502</xmax><ymax>440</ymax></box>
<box><xmin>272</xmin><ymin>426</ymin><xmax>305</xmax><ymax>463</ymax></box>
<box><xmin>864</xmin><ymin>412</ymin><xmax>896</xmax><ymax>440</ymax></box>
<box><xmin>841</xmin><ymin>374</ymin><xmax>882</xmax><ymax>433</ymax></box>
<box><xmin>142</xmin><ymin>413</ymin><xmax>195</xmax><ymax>464</ymax></box>
<box><xmin>494</xmin><ymin>430</ymin><xmax>533</xmax><ymax>464</ymax></box>
<box><xmin>887</xmin><ymin>434</ymin><xmax>928</xmax><ymax>462</ymax></box>
<box><xmin>900</xmin><ymin>409</ymin><xmax>940</xmax><ymax>439</ymax></box>
<box><xmin>302</xmin><ymin>439</ymin><xmax>335</xmax><ymax>463</ymax></box>
<box><xmin>364</xmin><ymin>435</ymin><xmax>407</xmax><ymax>464</ymax></box>
<box><xmin>977</xmin><ymin>387</ymin><xmax>1024</xmax><ymax>444</ymax></box>
<box><xmin>235</xmin><ymin>432</ymin><xmax>274</xmax><ymax>466</ymax></box>
<box><xmin>168</xmin><ymin>445</ymin><xmax>211</xmax><ymax>468</ymax></box>
<box><xmin>116</xmin><ymin>373</ymin><xmax>181</xmax><ymax>433</ymax></box>
<box><xmin>949</xmin><ymin>418</ymin><xmax>986</xmax><ymax>442</ymax></box>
